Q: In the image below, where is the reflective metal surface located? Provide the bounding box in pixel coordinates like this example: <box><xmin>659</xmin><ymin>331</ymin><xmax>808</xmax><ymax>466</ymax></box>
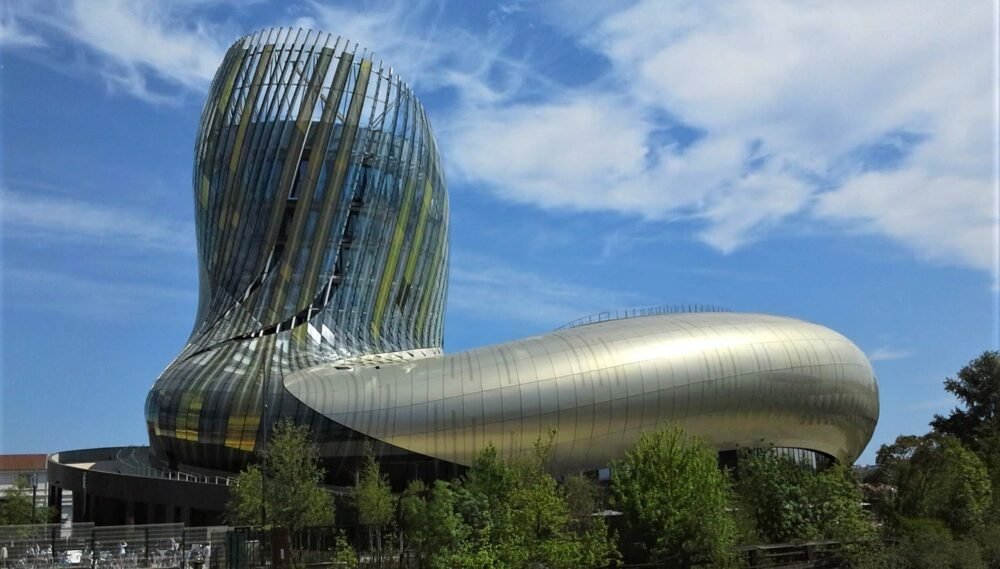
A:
<box><xmin>285</xmin><ymin>312</ymin><xmax>879</xmax><ymax>469</ymax></box>
<box><xmin>145</xmin><ymin>27</ymin><xmax>879</xmax><ymax>475</ymax></box>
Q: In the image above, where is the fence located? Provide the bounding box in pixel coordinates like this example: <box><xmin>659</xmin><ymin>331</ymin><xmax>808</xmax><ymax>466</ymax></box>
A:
<box><xmin>617</xmin><ymin>540</ymin><xmax>853</xmax><ymax>569</ymax></box>
<box><xmin>226</xmin><ymin>527</ymin><xmax>358</xmax><ymax>569</ymax></box>
<box><xmin>0</xmin><ymin>524</ymin><xmax>862</xmax><ymax>569</ymax></box>
<box><xmin>0</xmin><ymin>523</ymin><xmax>227</xmax><ymax>569</ymax></box>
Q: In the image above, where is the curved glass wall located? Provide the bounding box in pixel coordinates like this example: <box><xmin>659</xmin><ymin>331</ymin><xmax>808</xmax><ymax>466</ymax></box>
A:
<box><xmin>146</xmin><ymin>28</ymin><xmax>449</xmax><ymax>471</ymax></box>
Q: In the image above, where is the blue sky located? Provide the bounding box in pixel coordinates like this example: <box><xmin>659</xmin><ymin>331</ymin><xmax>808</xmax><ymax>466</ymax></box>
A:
<box><xmin>1</xmin><ymin>0</ymin><xmax>997</xmax><ymax>465</ymax></box>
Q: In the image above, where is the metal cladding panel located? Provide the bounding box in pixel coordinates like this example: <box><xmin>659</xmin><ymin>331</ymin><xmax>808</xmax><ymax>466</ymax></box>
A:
<box><xmin>284</xmin><ymin>312</ymin><xmax>879</xmax><ymax>470</ymax></box>
<box><xmin>146</xmin><ymin>28</ymin><xmax>449</xmax><ymax>470</ymax></box>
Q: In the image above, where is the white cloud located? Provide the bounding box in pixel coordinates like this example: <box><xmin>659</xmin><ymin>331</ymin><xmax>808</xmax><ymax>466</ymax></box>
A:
<box><xmin>1</xmin><ymin>189</ymin><xmax>195</xmax><ymax>252</ymax></box>
<box><xmin>10</xmin><ymin>0</ymin><xmax>230</xmax><ymax>102</ymax></box>
<box><xmin>868</xmin><ymin>344</ymin><xmax>913</xmax><ymax>362</ymax></box>
<box><xmin>305</xmin><ymin>0</ymin><xmax>535</xmax><ymax>105</ymax></box>
<box><xmin>450</xmin><ymin>96</ymin><xmax>649</xmax><ymax>211</ymax></box>
<box><xmin>449</xmin><ymin>252</ymin><xmax>644</xmax><ymax>327</ymax></box>
<box><xmin>456</xmin><ymin>0</ymin><xmax>997</xmax><ymax>275</ymax></box>
<box><xmin>329</xmin><ymin>0</ymin><xmax>996</xmax><ymax>277</ymax></box>
<box><xmin>697</xmin><ymin>168</ymin><xmax>813</xmax><ymax>253</ymax></box>
<box><xmin>0</xmin><ymin>4</ymin><xmax>45</xmax><ymax>48</ymax></box>
<box><xmin>590</xmin><ymin>2</ymin><xmax>990</xmax><ymax>157</ymax></box>
<box><xmin>816</xmin><ymin>169</ymin><xmax>995</xmax><ymax>272</ymax></box>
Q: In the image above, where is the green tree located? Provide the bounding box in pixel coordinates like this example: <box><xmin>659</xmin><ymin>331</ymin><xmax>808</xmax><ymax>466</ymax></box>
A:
<box><xmin>736</xmin><ymin>452</ymin><xmax>875</xmax><ymax>544</ymax></box>
<box><xmin>227</xmin><ymin>465</ymin><xmax>264</xmax><ymax>526</ymax></box>
<box><xmin>611</xmin><ymin>427</ymin><xmax>737</xmax><ymax>564</ymax></box>
<box><xmin>930</xmin><ymin>351</ymin><xmax>1000</xmax><ymax>525</ymax></box>
<box><xmin>401</xmin><ymin>440</ymin><xmax>617</xmax><ymax>569</ymax></box>
<box><xmin>888</xmin><ymin>517</ymin><xmax>987</xmax><ymax>569</ymax></box>
<box><xmin>736</xmin><ymin>451</ymin><xmax>818</xmax><ymax>543</ymax></box>
<box><xmin>464</xmin><ymin>440</ymin><xmax>617</xmax><ymax>569</ymax></box>
<box><xmin>506</xmin><ymin>441</ymin><xmax>616</xmax><ymax>569</ymax></box>
<box><xmin>871</xmin><ymin>434</ymin><xmax>924</xmax><ymax>485</ymax></box>
<box><xmin>931</xmin><ymin>351</ymin><xmax>1000</xmax><ymax>452</ymax></box>
<box><xmin>974</xmin><ymin>523</ymin><xmax>1000</xmax><ymax>569</ymax></box>
<box><xmin>810</xmin><ymin>464</ymin><xmax>876</xmax><ymax>542</ymax></box>
<box><xmin>226</xmin><ymin>420</ymin><xmax>335</xmax><ymax>530</ymax></box>
<box><xmin>977</xmin><ymin>432</ymin><xmax>1000</xmax><ymax>519</ymax></box>
<box><xmin>353</xmin><ymin>448</ymin><xmax>396</xmax><ymax>561</ymax></box>
<box><xmin>865</xmin><ymin>352</ymin><xmax>1000</xmax><ymax>568</ymax></box>
<box><xmin>563</xmin><ymin>474</ymin><xmax>600</xmax><ymax>534</ymax></box>
<box><xmin>330</xmin><ymin>531</ymin><xmax>358</xmax><ymax>568</ymax></box>
<box><xmin>892</xmin><ymin>435</ymin><xmax>992</xmax><ymax>535</ymax></box>
<box><xmin>897</xmin><ymin>518</ymin><xmax>960</xmax><ymax>569</ymax></box>
<box><xmin>0</xmin><ymin>476</ymin><xmax>42</xmax><ymax>525</ymax></box>
<box><xmin>400</xmin><ymin>480</ymin><xmax>468</xmax><ymax>569</ymax></box>
<box><xmin>876</xmin><ymin>434</ymin><xmax>993</xmax><ymax>537</ymax></box>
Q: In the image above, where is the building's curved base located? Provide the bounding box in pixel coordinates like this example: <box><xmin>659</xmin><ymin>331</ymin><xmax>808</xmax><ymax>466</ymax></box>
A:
<box><xmin>47</xmin><ymin>448</ymin><xmax>231</xmax><ymax>526</ymax></box>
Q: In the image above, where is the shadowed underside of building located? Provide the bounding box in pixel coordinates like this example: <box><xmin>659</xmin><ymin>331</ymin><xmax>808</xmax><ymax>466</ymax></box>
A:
<box><xmin>49</xmin><ymin>27</ymin><xmax>879</xmax><ymax>526</ymax></box>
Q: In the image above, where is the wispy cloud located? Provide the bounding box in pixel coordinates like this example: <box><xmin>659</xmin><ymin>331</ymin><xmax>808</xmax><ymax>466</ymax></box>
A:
<box><xmin>455</xmin><ymin>1</ymin><xmax>998</xmax><ymax>276</ymax></box>
<box><xmin>0</xmin><ymin>3</ymin><xmax>45</xmax><ymax>48</ymax></box>
<box><xmin>1</xmin><ymin>189</ymin><xmax>195</xmax><ymax>252</ymax></box>
<box><xmin>816</xmin><ymin>169</ymin><xmax>995</xmax><ymax>274</ymax></box>
<box><xmin>2</xmin><ymin>267</ymin><xmax>194</xmax><ymax>320</ymax></box>
<box><xmin>8</xmin><ymin>0</ymin><xmax>230</xmax><ymax>103</ymax></box>
<box><xmin>449</xmin><ymin>252</ymin><xmax>645</xmax><ymax>327</ymax></box>
<box><xmin>868</xmin><ymin>344</ymin><xmax>913</xmax><ymax>362</ymax></box>
<box><xmin>304</xmin><ymin>0</ymin><xmax>540</xmax><ymax>105</ymax></box>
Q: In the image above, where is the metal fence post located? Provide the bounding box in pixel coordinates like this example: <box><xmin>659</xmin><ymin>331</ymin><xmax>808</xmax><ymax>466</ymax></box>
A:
<box><xmin>144</xmin><ymin>527</ymin><xmax>149</xmax><ymax>568</ymax></box>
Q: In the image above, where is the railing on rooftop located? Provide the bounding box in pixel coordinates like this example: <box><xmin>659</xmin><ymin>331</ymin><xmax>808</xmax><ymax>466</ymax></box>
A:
<box><xmin>112</xmin><ymin>447</ymin><xmax>235</xmax><ymax>486</ymax></box>
<box><xmin>556</xmin><ymin>304</ymin><xmax>733</xmax><ymax>331</ymax></box>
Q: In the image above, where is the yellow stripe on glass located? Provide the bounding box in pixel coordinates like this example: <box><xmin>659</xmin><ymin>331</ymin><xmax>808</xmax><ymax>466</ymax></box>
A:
<box><xmin>401</xmin><ymin>180</ymin><xmax>435</xmax><ymax>297</ymax></box>
<box><xmin>371</xmin><ymin>175</ymin><xmax>416</xmax><ymax>338</ymax></box>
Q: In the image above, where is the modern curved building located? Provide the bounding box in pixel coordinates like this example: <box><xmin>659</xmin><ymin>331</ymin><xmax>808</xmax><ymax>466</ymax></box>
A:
<box><xmin>51</xmin><ymin>27</ymin><xmax>878</xmax><ymax>523</ymax></box>
<box><xmin>144</xmin><ymin>27</ymin><xmax>450</xmax><ymax>476</ymax></box>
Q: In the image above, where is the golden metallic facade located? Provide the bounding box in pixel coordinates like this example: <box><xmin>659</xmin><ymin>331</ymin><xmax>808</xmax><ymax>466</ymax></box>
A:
<box><xmin>285</xmin><ymin>312</ymin><xmax>878</xmax><ymax>469</ymax></box>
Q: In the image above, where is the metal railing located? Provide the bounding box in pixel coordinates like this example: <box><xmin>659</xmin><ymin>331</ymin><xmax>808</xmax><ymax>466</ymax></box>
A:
<box><xmin>556</xmin><ymin>304</ymin><xmax>734</xmax><ymax>331</ymax></box>
<box><xmin>110</xmin><ymin>448</ymin><xmax>234</xmax><ymax>487</ymax></box>
<box><xmin>0</xmin><ymin>523</ymin><xmax>227</xmax><ymax>569</ymax></box>
<box><xmin>618</xmin><ymin>540</ymin><xmax>858</xmax><ymax>568</ymax></box>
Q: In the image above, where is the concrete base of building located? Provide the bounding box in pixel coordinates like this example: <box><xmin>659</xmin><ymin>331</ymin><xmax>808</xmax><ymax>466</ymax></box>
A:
<box><xmin>47</xmin><ymin>448</ymin><xmax>231</xmax><ymax>526</ymax></box>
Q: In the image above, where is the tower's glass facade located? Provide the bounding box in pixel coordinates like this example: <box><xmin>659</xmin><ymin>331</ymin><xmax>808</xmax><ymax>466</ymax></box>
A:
<box><xmin>146</xmin><ymin>28</ymin><xmax>449</xmax><ymax>472</ymax></box>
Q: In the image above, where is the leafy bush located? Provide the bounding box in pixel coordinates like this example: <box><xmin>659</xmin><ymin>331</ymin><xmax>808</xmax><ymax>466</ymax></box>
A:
<box><xmin>974</xmin><ymin>524</ymin><xmax>1000</xmax><ymax>569</ymax></box>
<box><xmin>736</xmin><ymin>451</ymin><xmax>874</xmax><ymax>544</ymax></box>
<box><xmin>611</xmin><ymin>427</ymin><xmax>737</xmax><ymax>564</ymax></box>
<box><xmin>400</xmin><ymin>439</ymin><xmax>617</xmax><ymax>569</ymax></box>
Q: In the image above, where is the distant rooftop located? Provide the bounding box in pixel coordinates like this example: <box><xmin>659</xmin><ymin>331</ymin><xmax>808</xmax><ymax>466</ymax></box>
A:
<box><xmin>0</xmin><ymin>454</ymin><xmax>47</xmax><ymax>472</ymax></box>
